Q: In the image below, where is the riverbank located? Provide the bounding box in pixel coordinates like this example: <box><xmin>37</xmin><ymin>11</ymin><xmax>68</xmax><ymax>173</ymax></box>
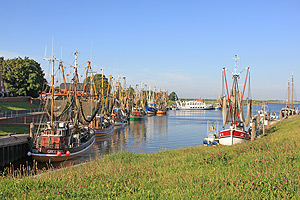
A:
<box><xmin>1</xmin><ymin>116</ymin><xmax>300</xmax><ymax>199</ymax></box>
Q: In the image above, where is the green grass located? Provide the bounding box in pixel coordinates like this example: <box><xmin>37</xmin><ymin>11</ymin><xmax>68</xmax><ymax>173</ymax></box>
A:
<box><xmin>0</xmin><ymin>101</ymin><xmax>40</xmax><ymax>111</ymax></box>
<box><xmin>0</xmin><ymin>125</ymin><xmax>30</xmax><ymax>136</ymax></box>
<box><xmin>1</xmin><ymin>116</ymin><xmax>300</xmax><ymax>199</ymax></box>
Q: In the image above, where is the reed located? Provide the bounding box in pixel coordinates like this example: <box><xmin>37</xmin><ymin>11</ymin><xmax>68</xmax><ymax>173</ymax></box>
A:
<box><xmin>1</xmin><ymin>116</ymin><xmax>300</xmax><ymax>199</ymax></box>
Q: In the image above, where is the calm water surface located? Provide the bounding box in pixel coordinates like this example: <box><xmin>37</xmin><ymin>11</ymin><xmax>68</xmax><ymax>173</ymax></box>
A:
<box><xmin>49</xmin><ymin>103</ymin><xmax>298</xmax><ymax>168</ymax></box>
<box><xmin>5</xmin><ymin>103</ymin><xmax>297</xmax><ymax>170</ymax></box>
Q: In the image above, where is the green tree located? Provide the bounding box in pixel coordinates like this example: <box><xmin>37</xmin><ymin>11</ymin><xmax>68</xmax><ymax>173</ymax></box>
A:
<box><xmin>86</xmin><ymin>74</ymin><xmax>109</xmax><ymax>97</ymax></box>
<box><xmin>0</xmin><ymin>57</ymin><xmax>48</xmax><ymax>98</ymax></box>
<box><xmin>168</xmin><ymin>91</ymin><xmax>178</xmax><ymax>101</ymax></box>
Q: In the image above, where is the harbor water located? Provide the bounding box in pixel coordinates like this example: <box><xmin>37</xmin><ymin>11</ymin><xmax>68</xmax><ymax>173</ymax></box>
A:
<box><xmin>3</xmin><ymin>103</ymin><xmax>298</xmax><ymax>170</ymax></box>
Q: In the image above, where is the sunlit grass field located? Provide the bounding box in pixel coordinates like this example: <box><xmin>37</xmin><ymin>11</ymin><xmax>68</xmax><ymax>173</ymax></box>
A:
<box><xmin>0</xmin><ymin>125</ymin><xmax>29</xmax><ymax>136</ymax></box>
<box><xmin>0</xmin><ymin>101</ymin><xmax>40</xmax><ymax>112</ymax></box>
<box><xmin>1</xmin><ymin>116</ymin><xmax>300</xmax><ymax>199</ymax></box>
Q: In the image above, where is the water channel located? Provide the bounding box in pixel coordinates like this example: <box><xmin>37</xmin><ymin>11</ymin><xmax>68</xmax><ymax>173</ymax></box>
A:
<box><xmin>44</xmin><ymin>103</ymin><xmax>296</xmax><ymax>169</ymax></box>
<box><xmin>3</xmin><ymin>103</ymin><xmax>298</xmax><ymax>170</ymax></box>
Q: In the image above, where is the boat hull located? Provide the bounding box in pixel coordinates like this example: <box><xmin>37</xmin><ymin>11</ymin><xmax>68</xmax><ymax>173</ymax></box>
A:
<box><xmin>219</xmin><ymin>129</ymin><xmax>250</xmax><ymax>145</ymax></box>
<box><xmin>156</xmin><ymin>110</ymin><xmax>166</xmax><ymax>115</ymax></box>
<box><xmin>31</xmin><ymin>135</ymin><xmax>95</xmax><ymax>162</ymax></box>
<box><xmin>130</xmin><ymin>116</ymin><xmax>144</xmax><ymax>120</ymax></box>
<box><xmin>147</xmin><ymin>111</ymin><xmax>156</xmax><ymax>115</ymax></box>
<box><xmin>94</xmin><ymin>124</ymin><xmax>115</xmax><ymax>134</ymax></box>
<box><xmin>115</xmin><ymin>120</ymin><xmax>127</xmax><ymax>126</ymax></box>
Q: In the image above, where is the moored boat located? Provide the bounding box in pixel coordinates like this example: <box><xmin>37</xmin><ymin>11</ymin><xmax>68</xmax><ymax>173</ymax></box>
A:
<box><xmin>146</xmin><ymin>105</ymin><xmax>157</xmax><ymax>115</ymax></box>
<box><xmin>112</xmin><ymin>108</ymin><xmax>128</xmax><ymax>126</ymax></box>
<box><xmin>30</xmin><ymin>122</ymin><xmax>95</xmax><ymax>162</ymax></box>
<box><xmin>29</xmin><ymin>51</ymin><xmax>97</xmax><ymax>162</ymax></box>
<box><xmin>156</xmin><ymin>110</ymin><xmax>166</xmax><ymax>115</ymax></box>
<box><xmin>177</xmin><ymin>99</ymin><xmax>213</xmax><ymax>110</ymax></box>
<box><xmin>219</xmin><ymin>55</ymin><xmax>252</xmax><ymax>145</ymax></box>
<box><xmin>203</xmin><ymin>121</ymin><xmax>219</xmax><ymax>146</ymax></box>
<box><xmin>130</xmin><ymin>110</ymin><xmax>146</xmax><ymax>120</ymax></box>
<box><xmin>93</xmin><ymin>115</ymin><xmax>115</xmax><ymax>134</ymax></box>
<box><xmin>280</xmin><ymin>73</ymin><xmax>298</xmax><ymax>118</ymax></box>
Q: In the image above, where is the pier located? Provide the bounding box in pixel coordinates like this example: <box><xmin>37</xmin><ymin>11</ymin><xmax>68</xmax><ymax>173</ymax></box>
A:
<box><xmin>0</xmin><ymin>134</ymin><xmax>30</xmax><ymax>168</ymax></box>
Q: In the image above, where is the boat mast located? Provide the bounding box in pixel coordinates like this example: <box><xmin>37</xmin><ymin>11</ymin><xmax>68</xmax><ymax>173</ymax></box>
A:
<box><xmin>105</xmin><ymin>75</ymin><xmax>112</xmax><ymax>108</ymax></box>
<box><xmin>59</xmin><ymin>62</ymin><xmax>69</xmax><ymax>98</ymax></box>
<box><xmin>288</xmin><ymin>79</ymin><xmax>290</xmax><ymax>108</ymax></box>
<box><xmin>44</xmin><ymin>51</ymin><xmax>59</xmax><ymax>134</ymax></box>
<box><xmin>73</xmin><ymin>51</ymin><xmax>79</xmax><ymax>127</ymax></box>
<box><xmin>292</xmin><ymin>73</ymin><xmax>294</xmax><ymax>109</ymax></box>
<box><xmin>101</xmin><ymin>68</ymin><xmax>104</xmax><ymax>106</ymax></box>
<box><xmin>233</xmin><ymin>55</ymin><xmax>239</xmax><ymax>126</ymax></box>
<box><xmin>82</xmin><ymin>61</ymin><xmax>91</xmax><ymax>97</ymax></box>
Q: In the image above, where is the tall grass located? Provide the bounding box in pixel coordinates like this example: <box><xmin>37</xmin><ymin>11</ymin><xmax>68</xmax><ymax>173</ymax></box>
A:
<box><xmin>1</xmin><ymin>116</ymin><xmax>300</xmax><ymax>199</ymax></box>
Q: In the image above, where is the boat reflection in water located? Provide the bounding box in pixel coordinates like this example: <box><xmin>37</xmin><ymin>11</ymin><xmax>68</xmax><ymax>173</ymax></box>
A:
<box><xmin>7</xmin><ymin>106</ymin><xmax>291</xmax><ymax>171</ymax></box>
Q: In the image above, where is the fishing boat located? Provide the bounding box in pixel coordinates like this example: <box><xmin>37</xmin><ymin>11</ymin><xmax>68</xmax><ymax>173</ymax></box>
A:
<box><xmin>146</xmin><ymin>87</ymin><xmax>157</xmax><ymax>115</ymax></box>
<box><xmin>280</xmin><ymin>73</ymin><xmax>297</xmax><ymax>118</ymax></box>
<box><xmin>130</xmin><ymin>84</ymin><xmax>147</xmax><ymax>120</ymax></box>
<box><xmin>29</xmin><ymin>52</ymin><xmax>96</xmax><ymax>162</ymax></box>
<box><xmin>112</xmin><ymin>107</ymin><xmax>128</xmax><ymax>126</ymax></box>
<box><xmin>146</xmin><ymin>105</ymin><xmax>157</xmax><ymax>115</ymax></box>
<box><xmin>112</xmin><ymin>77</ymin><xmax>129</xmax><ymax>126</ymax></box>
<box><xmin>88</xmin><ymin>70</ymin><xmax>115</xmax><ymax>134</ymax></box>
<box><xmin>30</xmin><ymin>122</ymin><xmax>95</xmax><ymax>162</ymax></box>
<box><xmin>203</xmin><ymin>121</ymin><xmax>219</xmax><ymax>146</ymax></box>
<box><xmin>130</xmin><ymin>107</ymin><xmax>146</xmax><ymax>120</ymax></box>
<box><xmin>219</xmin><ymin>55</ymin><xmax>252</xmax><ymax>145</ymax></box>
<box><xmin>93</xmin><ymin>115</ymin><xmax>115</xmax><ymax>134</ymax></box>
<box><xmin>156</xmin><ymin>90</ymin><xmax>168</xmax><ymax>115</ymax></box>
<box><xmin>156</xmin><ymin>110</ymin><xmax>166</xmax><ymax>115</ymax></box>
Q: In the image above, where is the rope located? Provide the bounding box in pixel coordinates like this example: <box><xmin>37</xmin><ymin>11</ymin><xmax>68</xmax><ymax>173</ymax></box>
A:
<box><xmin>77</xmin><ymin>97</ymin><xmax>102</xmax><ymax>123</ymax></box>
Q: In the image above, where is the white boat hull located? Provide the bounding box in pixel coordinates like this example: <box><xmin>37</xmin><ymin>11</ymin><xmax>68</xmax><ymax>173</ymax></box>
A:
<box><xmin>219</xmin><ymin>129</ymin><xmax>250</xmax><ymax>145</ymax></box>
<box><xmin>115</xmin><ymin>121</ymin><xmax>127</xmax><ymax>126</ymax></box>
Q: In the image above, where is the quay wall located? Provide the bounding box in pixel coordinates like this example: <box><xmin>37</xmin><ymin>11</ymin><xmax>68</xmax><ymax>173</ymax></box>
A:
<box><xmin>0</xmin><ymin>134</ymin><xmax>30</xmax><ymax>168</ymax></box>
<box><xmin>0</xmin><ymin>96</ymin><xmax>31</xmax><ymax>102</ymax></box>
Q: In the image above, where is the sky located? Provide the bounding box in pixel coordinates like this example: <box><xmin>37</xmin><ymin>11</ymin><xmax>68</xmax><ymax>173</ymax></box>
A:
<box><xmin>0</xmin><ymin>0</ymin><xmax>299</xmax><ymax>100</ymax></box>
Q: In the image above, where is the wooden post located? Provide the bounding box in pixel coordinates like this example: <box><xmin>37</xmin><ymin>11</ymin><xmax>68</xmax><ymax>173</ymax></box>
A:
<box><xmin>29</xmin><ymin>123</ymin><xmax>34</xmax><ymax>150</ymax></box>
<box><xmin>30</xmin><ymin>123</ymin><xmax>34</xmax><ymax>138</ymax></box>
<box><xmin>251</xmin><ymin>117</ymin><xmax>256</xmax><ymax>140</ymax></box>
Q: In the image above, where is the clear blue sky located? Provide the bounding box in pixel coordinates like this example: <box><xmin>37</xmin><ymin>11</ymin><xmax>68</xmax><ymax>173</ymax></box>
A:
<box><xmin>1</xmin><ymin>0</ymin><xmax>299</xmax><ymax>100</ymax></box>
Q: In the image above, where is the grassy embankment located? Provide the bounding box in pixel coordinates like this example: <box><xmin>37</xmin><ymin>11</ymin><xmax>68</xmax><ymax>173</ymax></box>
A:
<box><xmin>0</xmin><ymin>125</ymin><xmax>29</xmax><ymax>136</ymax></box>
<box><xmin>0</xmin><ymin>101</ymin><xmax>40</xmax><ymax>136</ymax></box>
<box><xmin>0</xmin><ymin>101</ymin><xmax>40</xmax><ymax>112</ymax></box>
<box><xmin>1</xmin><ymin>116</ymin><xmax>300</xmax><ymax>199</ymax></box>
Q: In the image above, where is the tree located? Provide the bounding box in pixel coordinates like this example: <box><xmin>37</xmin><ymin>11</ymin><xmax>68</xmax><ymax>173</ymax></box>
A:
<box><xmin>86</xmin><ymin>74</ymin><xmax>109</xmax><ymax>96</ymax></box>
<box><xmin>168</xmin><ymin>91</ymin><xmax>178</xmax><ymax>101</ymax></box>
<box><xmin>0</xmin><ymin>57</ymin><xmax>48</xmax><ymax>98</ymax></box>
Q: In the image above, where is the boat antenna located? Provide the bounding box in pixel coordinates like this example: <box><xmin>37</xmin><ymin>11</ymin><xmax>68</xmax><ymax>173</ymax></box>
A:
<box><xmin>44</xmin><ymin>45</ymin><xmax>47</xmax><ymax>59</ymax></box>
<box><xmin>288</xmin><ymin>79</ymin><xmax>290</xmax><ymax>108</ymax></box>
<box><xmin>61</xmin><ymin>46</ymin><xmax>63</xmax><ymax>61</ymax></box>
<box><xmin>90</xmin><ymin>41</ymin><xmax>93</xmax><ymax>62</ymax></box>
<box><xmin>248</xmin><ymin>69</ymin><xmax>251</xmax><ymax>99</ymax></box>
<box><xmin>43</xmin><ymin>42</ymin><xmax>59</xmax><ymax>134</ymax></box>
<box><xmin>292</xmin><ymin>72</ymin><xmax>294</xmax><ymax>109</ymax></box>
<box><xmin>222</xmin><ymin>67</ymin><xmax>225</xmax><ymax>96</ymax></box>
<box><xmin>101</xmin><ymin>68</ymin><xmax>104</xmax><ymax>105</ymax></box>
